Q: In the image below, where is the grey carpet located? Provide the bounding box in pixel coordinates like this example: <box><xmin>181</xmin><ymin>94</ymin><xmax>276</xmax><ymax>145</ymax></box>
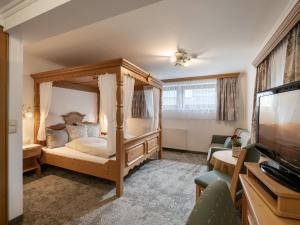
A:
<box><xmin>23</xmin><ymin>157</ymin><xmax>207</xmax><ymax>225</ymax></box>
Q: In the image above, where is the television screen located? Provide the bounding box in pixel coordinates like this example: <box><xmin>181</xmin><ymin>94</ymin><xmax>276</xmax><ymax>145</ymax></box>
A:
<box><xmin>258</xmin><ymin>89</ymin><xmax>300</xmax><ymax>173</ymax></box>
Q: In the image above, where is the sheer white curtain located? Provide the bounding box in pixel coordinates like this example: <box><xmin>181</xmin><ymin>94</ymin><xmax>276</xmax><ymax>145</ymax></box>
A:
<box><xmin>269</xmin><ymin>38</ymin><xmax>288</xmax><ymax>87</ymax></box>
<box><xmin>37</xmin><ymin>82</ymin><xmax>53</xmax><ymax>141</ymax></box>
<box><xmin>98</xmin><ymin>74</ymin><xmax>116</xmax><ymax>155</ymax></box>
<box><xmin>144</xmin><ymin>87</ymin><xmax>154</xmax><ymax>130</ymax></box>
<box><xmin>153</xmin><ymin>88</ymin><xmax>160</xmax><ymax>130</ymax></box>
<box><xmin>123</xmin><ymin>75</ymin><xmax>135</xmax><ymax>138</ymax></box>
<box><xmin>163</xmin><ymin>79</ymin><xmax>217</xmax><ymax>119</ymax></box>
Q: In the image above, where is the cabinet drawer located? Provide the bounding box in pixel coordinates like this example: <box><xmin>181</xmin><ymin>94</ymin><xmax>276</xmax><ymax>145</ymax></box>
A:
<box><xmin>246</xmin><ymin>197</ymin><xmax>259</xmax><ymax>225</ymax></box>
<box><xmin>147</xmin><ymin>137</ymin><xmax>158</xmax><ymax>153</ymax></box>
<box><xmin>23</xmin><ymin>147</ymin><xmax>41</xmax><ymax>159</ymax></box>
<box><xmin>126</xmin><ymin>143</ymin><xmax>145</xmax><ymax>165</ymax></box>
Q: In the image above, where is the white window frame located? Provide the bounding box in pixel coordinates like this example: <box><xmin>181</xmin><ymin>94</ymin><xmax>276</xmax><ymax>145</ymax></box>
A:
<box><xmin>162</xmin><ymin>79</ymin><xmax>217</xmax><ymax>119</ymax></box>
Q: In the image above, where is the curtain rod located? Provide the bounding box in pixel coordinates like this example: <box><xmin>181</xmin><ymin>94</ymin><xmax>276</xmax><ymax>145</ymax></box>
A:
<box><xmin>161</xmin><ymin>73</ymin><xmax>240</xmax><ymax>83</ymax></box>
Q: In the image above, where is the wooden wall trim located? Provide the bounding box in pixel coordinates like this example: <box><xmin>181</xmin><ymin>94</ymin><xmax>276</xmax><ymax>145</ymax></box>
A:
<box><xmin>0</xmin><ymin>25</ymin><xmax>9</xmax><ymax>225</ymax></box>
<box><xmin>161</xmin><ymin>72</ymin><xmax>240</xmax><ymax>83</ymax></box>
<box><xmin>252</xmin><ymin>1</ymin><xmax>300</xmax><ymax>67</ymax></box>
<box><xmin>53</xmin><ymin>81</ymin><xmax>99</xmax><ymax>93</ymax></box>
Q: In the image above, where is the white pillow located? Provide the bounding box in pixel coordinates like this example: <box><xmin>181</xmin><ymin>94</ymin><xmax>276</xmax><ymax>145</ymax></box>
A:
<box><xmin>77</xmin><ymin>123</ymin><xmax>100</xmax><ymax>137</ymax></box>
<box><xmin>66</xmin><ymin>125</ymin><xmax>88</xmax><ymax>141</ymax></box>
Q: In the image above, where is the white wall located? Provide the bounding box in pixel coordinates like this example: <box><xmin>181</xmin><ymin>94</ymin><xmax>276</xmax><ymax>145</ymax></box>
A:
<box><xmin>8</xmin><ymin>36</ymin><xmax>23</xmax><ymax>220</ymax></box>
<box><xmin>47</xmin><ymin>87</ymin><xmax>98</xmax><ymax>126</ymax></box>
<box><xmin>23</xmin><ymin>53</ymin><xmax>64</xmax><ymax>144</ymax></box>
<box><xmin>162</xmin><ymin>73</ymin><xmax>247</xmax><ymax>153</ymax></box>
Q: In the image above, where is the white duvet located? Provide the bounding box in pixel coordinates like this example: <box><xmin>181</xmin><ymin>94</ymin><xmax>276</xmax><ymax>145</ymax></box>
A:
<box><xmin>65</xmin><ymin>137</ymin><xmax>114</xmax><ymax>158</ymax></box>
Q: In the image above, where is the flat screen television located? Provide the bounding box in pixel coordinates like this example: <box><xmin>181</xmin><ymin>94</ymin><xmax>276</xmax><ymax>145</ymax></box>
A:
<box><xmin>256</xmin><ymin>80</ymin><xmax>300</xmax><ymax>192</ymax></box>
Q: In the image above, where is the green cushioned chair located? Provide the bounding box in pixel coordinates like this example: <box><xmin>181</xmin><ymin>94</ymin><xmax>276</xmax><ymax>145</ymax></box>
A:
<box><xmin>186</xmin><ymin>180</ymin><xmax>241</xmax><ymax>225</ymax></box>
<box><xmin>195</xmin><ymin>170</ymin><xmax>231</xmax><ymax>188</ymax></box>
<box><xmin>207</xmin><ymin>128</ymin><xmax>251</xmax><ymax>171</ymax></box>
<box><xmin>196</xmin><ymin>144</ymin><xmax>260</xmax><ymax>205</ymax></box>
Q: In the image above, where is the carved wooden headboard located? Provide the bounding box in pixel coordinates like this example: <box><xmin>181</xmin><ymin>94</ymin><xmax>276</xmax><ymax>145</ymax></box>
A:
<box><xmin>47</xmin><ymin>112</ymin><xmax>86</xmax><ymax>130</ymax></box>
<box><xmin>62</xmin><ymin>112</ymin><xmax>85</xmax><ymax>125</ymax></box>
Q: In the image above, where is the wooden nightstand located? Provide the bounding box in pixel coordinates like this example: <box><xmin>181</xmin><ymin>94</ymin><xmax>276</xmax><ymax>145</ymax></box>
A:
<box><xmin>23</xmin><ymin>144</ymin><xmax>42</xmax><ymax>175</ymax></box>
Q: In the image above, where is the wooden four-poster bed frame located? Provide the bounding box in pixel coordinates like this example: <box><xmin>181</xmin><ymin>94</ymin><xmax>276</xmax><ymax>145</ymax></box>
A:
<box><xmin>31</xmin><ymin>58</ymin><xmax>163</xmax><ymax>197</ymax></box>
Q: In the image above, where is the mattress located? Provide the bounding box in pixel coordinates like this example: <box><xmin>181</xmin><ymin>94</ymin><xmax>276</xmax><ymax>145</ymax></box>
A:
<box><xmin>42</xmin><ymin>146</ymin><xmax>115</xmax><ymax>164</ymax></box>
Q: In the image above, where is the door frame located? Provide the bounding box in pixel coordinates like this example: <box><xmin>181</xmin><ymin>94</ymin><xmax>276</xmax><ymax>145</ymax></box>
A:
<box><xmin>0</xmin><ymin>25</ymin><xmax>9</xmax><ymax>225</ymax></box>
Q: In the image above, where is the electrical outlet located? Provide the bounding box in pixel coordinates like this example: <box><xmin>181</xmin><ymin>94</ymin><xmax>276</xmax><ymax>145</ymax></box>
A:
<box><xmin>9</xmin><ymin>120</ymin><xmax>17</xmax><ymax>134</ymax></box>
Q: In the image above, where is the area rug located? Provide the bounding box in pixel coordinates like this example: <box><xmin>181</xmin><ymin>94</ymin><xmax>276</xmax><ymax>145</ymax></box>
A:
<box><xmin>23</xmin><ymin>159</ymin><xmax>206</xmax><ymax>225</ymax></box>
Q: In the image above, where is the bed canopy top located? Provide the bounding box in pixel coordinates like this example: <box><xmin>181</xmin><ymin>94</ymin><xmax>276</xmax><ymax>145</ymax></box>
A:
<box><xmin>31</xmin><ymin>58</ymin><xmax>163</xmax><ymax>90</ymax></box>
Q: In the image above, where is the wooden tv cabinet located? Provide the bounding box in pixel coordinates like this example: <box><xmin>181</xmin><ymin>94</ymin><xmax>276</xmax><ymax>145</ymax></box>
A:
<box><xmin>240</xmin><ymin>162</ymin><xmax>300</xmax><ymax>225</ymax></box>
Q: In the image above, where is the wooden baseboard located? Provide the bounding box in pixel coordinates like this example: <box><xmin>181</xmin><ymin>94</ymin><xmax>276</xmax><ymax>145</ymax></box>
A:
<box><xmin>9</xmin><ymin>215</ymin><xmax>23</xmax><ymax>225</ymax></box>
<box><xmin>163</xmin><ymin>147</ymin><xmax>207</xmax><ymax>155</ymax></box>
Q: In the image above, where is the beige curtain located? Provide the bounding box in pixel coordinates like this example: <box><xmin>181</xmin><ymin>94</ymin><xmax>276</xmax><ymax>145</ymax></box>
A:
<box><xmin>250</xmin><ymin>59</ymin><xmax>270</xmax><ymax>143</ymax></box>
<box><xmin>284</xmin><ymin>22</ymin><xmax>300</xmax><ymax>83</ymax></box>
<box><xmin>217</xmin><ymin>77</ymin><xmax>239</xmax><ymax>121</ymax></box>
<box><xmin>153</xmin><ymin>88</ymin><xmax>160</xmax><ymax>131</ymax></box>
<box><xmin>132</xmin><ymin>88</ymin><xmax>147</xmax><ymax>118</ymax></box>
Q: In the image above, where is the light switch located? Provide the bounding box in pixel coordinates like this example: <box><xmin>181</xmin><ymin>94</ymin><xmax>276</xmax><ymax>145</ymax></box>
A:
<box><xmin>9</xmin><ymin>120</ymin><xmax>17</xmax><ymax>134</ymax></box>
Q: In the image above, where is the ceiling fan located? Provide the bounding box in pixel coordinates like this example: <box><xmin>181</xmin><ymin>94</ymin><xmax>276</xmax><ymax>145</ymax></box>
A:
<box><xmin>171</xmin><ymin>49</ymin><xmax>199</xmax><ymax>67</ymax></box>
<box><xmin>153</xmin><ymin>48</ymin><xmax>205</xmax><ymax>67</ymax></box>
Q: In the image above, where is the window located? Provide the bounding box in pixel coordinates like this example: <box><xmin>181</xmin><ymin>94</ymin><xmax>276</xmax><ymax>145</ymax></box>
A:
<box><xmin>162</xmin><ymin>79</ymin><xmax>217</xmax><ymax>119</ymax></box>
<box><xmin>163</xmin><ymin>88</ymin><xmax>177</xmax><ymax>110</ymax></box>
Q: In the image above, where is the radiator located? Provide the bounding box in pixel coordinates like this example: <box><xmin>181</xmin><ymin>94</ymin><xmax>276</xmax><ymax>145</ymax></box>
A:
<box><xmin>162</xmin><ymin>128</ymin><xmax>187</xmax><ymax>150</ymax></box>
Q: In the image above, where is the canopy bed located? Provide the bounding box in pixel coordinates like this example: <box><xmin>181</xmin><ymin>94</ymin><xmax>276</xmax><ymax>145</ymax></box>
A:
<box><xmin>31</xmin><ymin>58</ymin><xmax>163</xmax><ymax>197</ymax></box>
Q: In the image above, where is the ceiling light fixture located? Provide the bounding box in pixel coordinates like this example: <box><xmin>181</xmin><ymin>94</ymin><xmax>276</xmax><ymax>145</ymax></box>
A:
<box><xmin>170</xmin><ymin>49</ymin><xmax>192</xmax><ymax>67</ymax></box>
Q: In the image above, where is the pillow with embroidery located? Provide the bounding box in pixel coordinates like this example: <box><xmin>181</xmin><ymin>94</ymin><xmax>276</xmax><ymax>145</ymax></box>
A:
<box><xmin>66</xmin><ymin>125</ymin><xmax>88</xmax><ymax>141</ymax></box>
<box><xmin>77</xmin><ymin>122</ymin><xmax>100</xmax><ymax>137</ymax></box>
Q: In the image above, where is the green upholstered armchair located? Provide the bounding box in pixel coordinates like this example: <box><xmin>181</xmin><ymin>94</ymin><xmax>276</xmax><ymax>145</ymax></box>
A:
<box><xmin>207</xmin><ymin>128</ymin><xmax>251</xmax><ymax>171</ymax></box>
<box><xmin>196</xmin><ymin>144</ymin><xmax>260</xmax><ymax>204</ymax></box>
<box><xmin>186</xmin><ymin>180</ymin><xmax>241</xmax><ymax>225</ymax></box>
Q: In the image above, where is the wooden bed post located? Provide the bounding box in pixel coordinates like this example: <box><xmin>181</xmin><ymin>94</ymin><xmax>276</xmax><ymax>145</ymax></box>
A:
<box><xmin>34</xmin><ymin>81</ymin><xmax>40</xmax><ymax>144</ymax></box>
<box><xmin>158</xmin><ymin>88</ymin><xmax>163</xmax><ymax>159</ymax></box>
<box><xmin>116</xmin><ymin>68</ymin><xmax>124</xmax><ymax>197</ymax></box>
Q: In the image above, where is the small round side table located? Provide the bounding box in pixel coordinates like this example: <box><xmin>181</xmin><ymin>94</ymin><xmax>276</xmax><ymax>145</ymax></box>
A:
<box><xmin>210</xmin><ymin>150</ymin><xmax>237</xmax><ymax>176</ymax></box>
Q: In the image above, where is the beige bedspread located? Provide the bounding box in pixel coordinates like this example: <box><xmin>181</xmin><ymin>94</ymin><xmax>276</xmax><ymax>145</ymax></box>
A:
<box><xmin>65</xmin><ymin>137</ymin><xmax>114</xmax><ymax>158</ymax></box>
